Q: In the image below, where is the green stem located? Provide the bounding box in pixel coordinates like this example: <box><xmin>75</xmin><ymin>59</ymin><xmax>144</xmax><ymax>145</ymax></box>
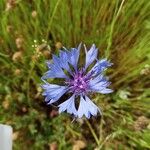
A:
<box><xmin>98</xmin><ymin>134</ymin><xmax>112</xmax><ymax>150</ymax></box>
<box><xmin>99</xmin><ymin>116</ymin><xmax>104</xmax><ymax>144</ymax></box>
<box><xmin>85</xmin><ymin>119</ymin><xmax>100</xmax><ymax>146</ymax></box>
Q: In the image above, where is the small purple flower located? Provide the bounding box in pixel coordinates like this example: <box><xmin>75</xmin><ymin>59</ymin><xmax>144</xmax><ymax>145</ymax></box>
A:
<box><xmin>41</xmin><ymin>43</ymin><xmax>113</xmax><ymax>119</ymax></box>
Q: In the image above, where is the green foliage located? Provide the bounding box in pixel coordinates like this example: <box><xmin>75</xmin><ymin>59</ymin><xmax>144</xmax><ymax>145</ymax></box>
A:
<box><xmin>0</xmin><ymin>0</ymin><xmax>150</xmax><ymax>149</ymax></box>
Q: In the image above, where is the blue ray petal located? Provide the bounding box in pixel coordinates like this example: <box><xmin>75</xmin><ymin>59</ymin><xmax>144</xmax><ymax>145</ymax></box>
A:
<box><xmin>42</xmin><ymin>64</ymin><xmax>68</xmax><ymax>79</ymax></box>
<box><xmin>84</xmin><ymin>44</ymin><xmax>98</xmax><ymax>69</ymax></box>
<box><xmin>77</xmin><ymin>96</ymin><xmax>101</xmax><ymax>118</ymax></box>
<box><xmin>59</xmin><ymin>50</ymin><xmax>71</xmax><ymax>71</ymax></box>
<box><xmin>89</xmin><ymin>81</ymin><xmax>113</xmax><ymax>94</ymax></box>
<box><xmin>52</xmin><ymin>54</ymin><xmax>61</xmax><ymax>67</ymax></box>
<box><xmin>41</xmin><ymin>83</ymin><xmax>68</xmax><ymax>104</ymax></box>
<box><xmin>68</xmin><ymin>44</ymin><xmax>81</xmax><ymax>70</ymax></box>
<box><xmin>89</xmin><ymin>59</ymin><xmax>112</xmax><ymax>76</ymax></box>
<box><xmin>58</xmin><ymin>95</ymin><xmax>77</xmax><ymax>116</ymax></box>
<box><xmin>88</xmin><ymin>75</ymin><xmax>113</xmax><ymax>94</ymax></box>
<box><xmin>77</xmin><ymin>96</ymin><xmax>91</xmax><ymax>118</ymax></box>
<box><xmin>88</xmin><ymin>74</ymin><xmax>106</xmax><ymax>86</ymax></box>
<box><xmin>85</xmin><ymin>96</ymin><xmax>101</xmax><ymax>116</ymax></box>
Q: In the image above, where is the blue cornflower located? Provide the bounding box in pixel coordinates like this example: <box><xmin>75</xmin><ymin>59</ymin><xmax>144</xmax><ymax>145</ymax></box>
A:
<box><xmin>41</xmin><ymin>44</ymin><xmax>113</xmax><ymax>119</ymax></box>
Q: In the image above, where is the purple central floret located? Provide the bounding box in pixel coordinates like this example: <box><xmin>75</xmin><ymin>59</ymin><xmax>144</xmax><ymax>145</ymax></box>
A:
<box><xmin>67</xmin><ymin>69</ymin><xmax>90</xmax><ymax>94</ymax></box>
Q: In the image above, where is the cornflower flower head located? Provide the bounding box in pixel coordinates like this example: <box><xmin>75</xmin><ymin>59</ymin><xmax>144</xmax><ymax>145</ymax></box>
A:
<box><xmin>41</xmin><ymin>44</ymin><xmax>113</xmax><ymax>119</ymax></box>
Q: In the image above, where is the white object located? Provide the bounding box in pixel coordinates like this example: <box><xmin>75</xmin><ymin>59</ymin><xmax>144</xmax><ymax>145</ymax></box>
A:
<box><xmin>0</xmin><ymin>124</ymin><xmax>12</xmax><ymax>150</ymax></box>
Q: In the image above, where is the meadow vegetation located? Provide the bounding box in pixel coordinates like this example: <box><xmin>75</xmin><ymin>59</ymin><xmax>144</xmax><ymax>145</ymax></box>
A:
<box><xmin>0</xmin><ymin>0</ymin><xmax>150</xmax><ymax>149</ymax></box>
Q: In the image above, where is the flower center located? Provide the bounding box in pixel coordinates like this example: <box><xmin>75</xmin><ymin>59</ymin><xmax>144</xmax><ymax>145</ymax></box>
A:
<box><xmin>66</xmin><ymin>69</ymin><xmax>90</xmax><ymax>94</ymax></box>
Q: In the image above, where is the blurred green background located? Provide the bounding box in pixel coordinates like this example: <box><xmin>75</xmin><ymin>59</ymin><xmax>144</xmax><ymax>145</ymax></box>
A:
<box><xmin>0</xmin><ymin>0</ymin><xmax>150</xmax><ymax>149</ymax></box>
